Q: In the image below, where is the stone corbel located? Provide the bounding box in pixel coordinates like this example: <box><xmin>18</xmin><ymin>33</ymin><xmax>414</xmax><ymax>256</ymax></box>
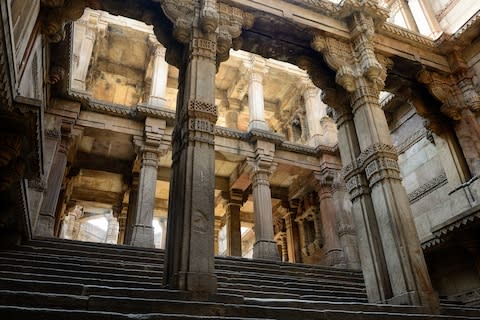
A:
<box><xmin>157</xmin><ymin>0</ymin><xmax>196</xmax><ymax>44</ymax></box>
<box><xmin>417</xmin><ymin>70</ymin><xmax>464</xmax><ymax>121</ymax></box>
<box><xmin>41</xmin><ymin>0</ymin><xmax>100</xmax><ymax>43</ymax></box>
<box><xmin>217</xmin><ymin>3</ymin><xmax>254</xmax><ymax>63</ymax></box>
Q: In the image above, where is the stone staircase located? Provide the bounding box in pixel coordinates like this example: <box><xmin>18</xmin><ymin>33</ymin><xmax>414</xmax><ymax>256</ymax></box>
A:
<box><xmin>0</xmin><ymin>238</ymin><xmax>479</xmax><ymax>319</ymax></box>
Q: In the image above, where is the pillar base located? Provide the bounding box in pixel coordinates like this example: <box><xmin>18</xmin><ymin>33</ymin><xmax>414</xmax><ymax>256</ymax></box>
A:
<box><xmin>177</xmin><ymin>271</ymin><xmax>218</xmax><ymax>293</ymax></box>
<box><xmin>253</xmin><ymin>240</ymin><xmax>280</xmax><ymax>261</ymax></box>
<box><xmin>248</xmin><ymin>120</ymin><xmax>269</xmax><ymax>132</ymax></box>
<box><xmin>323</xmin><ymin>248</ymin><xmax>346</xmax><ymax>267</ymax></box>
<box><xmin>130</xmin><ymin>225</ymin><xmax>154</xmax><ymax>248</ymax></box>
<box><xmin>34</xmin><ymin>212</ymin><xmax>55</xmax><ymax>238</ymax></box>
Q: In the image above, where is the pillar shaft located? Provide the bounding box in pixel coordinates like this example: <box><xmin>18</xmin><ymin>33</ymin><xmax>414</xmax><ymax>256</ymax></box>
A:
<box><xmin>35</xmin><ymin>137</ymin><xmax>68</xmax><ymax>237</ymax></box>
<box><xmin>130</xmin><ymin>149</ymin><xmax>158</xmax><ymax>248</ymax></box>
<box><xmin>317</xmin><ymin>183</ymin><xmax>344</xmax><ymax>266</ymax></box>
<box><xmin>251</xmin><ymin>165</ymin><xmax>279</xmax><ymax>261</ymax></box>
<box><xmin>149</xmin><ymin>43</ymin><xmax>169</xmax><ymax>108</ymax></box>
<box><xmin>246</xmin><ymin>56</ymin><xmax>269</xmax><ymax>131</ymax></box>
<box><xmin>124</xmin><ymin>178</ymin><xmax>138</xmax><ymax>245</ymax></box>
<box><xmin>351</xmin><ymin>83</ymin><xmax>437</xmax><ymax>308</ymax></box>
<box><xmin>164</xmin><ymin>27</ymin><xmax>218</xmax><ymax>292</ymax></box>
<box><xmin>283</xmin><ymin>212</ymin><xmax>297</xmax><ymax>263</ymax></box>
<box><xmin>333</xmin><ymin>103</ymin><xmax>392</xmax><ymax>303</ymax></box>
<box><xmin>226</xmin><ymin>202</ymin><xmax>242</xmax><ymax>256</ymax></box>
<box><xmin>301</xmin><ymin>79</ymin><xmax>324</xmax><ymax>146</ymax></box>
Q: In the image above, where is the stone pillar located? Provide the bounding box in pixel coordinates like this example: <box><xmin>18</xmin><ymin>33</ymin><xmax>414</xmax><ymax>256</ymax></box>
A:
<box><xmin>159</xmin><ymin>217</ymin><xmax>168</xmax><ymax>249</ymax></box>
<box><xmin>300</xmin><ymin>77</ymin><xmax>324</xmax><ymax>146</ymax></box>
<box><xmin>275</xmin><ymin>232</ymin><xmax>288</xmax><ymax>262</ymax></box>
<box><xmin>148</xmin><ymin>36</ymin><xmax>169</xmax><ymax>108</ymax></box>
<box><xmin>124</xmin><ymin>175</ymin><xmax>139</xmax><ymax>245</ymax></box>
<box><xmin>313</xmin><ymin>9</ymin><xmax>438</xmax><ymax>310</ymax></box>
<box><xmin>164</xmin><ymin>23</ymin><xmax>219</xmax><ymax>293</ymax></box>
<box><xmin>214</xmin><ymin>217</ymin><xmax>222</xmax><ymax>255</ymax></box>
<box><xmin>71</xmin><ymin>11</ymin><xmax>106</xmax><ymax>91</ymax></box>
<box><xmin>248</xmin><ymin>141</ymin><xmax>280</xmax><ymax>261</ymax></box>
<box><xmin>283</xmin><ymin>210</ymin><xmax>297</xmax><ymax>263</ymax></box>
<box><xmin>225</xmin><ymin>189</ymin><xmax>243</xmax><ymax>257</ymax></box>
<box><xmin>245</xmin><ymin>55</ymin><xmax>269</xmax><ymax>131</ymax></box>
<box><xmin>332</xmin><ymin>174</ymin><xmax>361</xmax><ymax>270</ymax></box>
<box><xmin>117</xmin><ymin>205</ymin><xmax>128</xmax><ymax>245</ymax></box>
<box><xmin>314</xmin><ymin>171</ymin><xmax>345</xmax><ymax>267</ymax></box>
<box><xmin>295</xmin><ymin>216</ymin><xmax>308</xmax><ymax>257</ymax></box>
<box><xmin>35</xmin><ymin>128</ymin><xmax>70</xmax><ymax>237</ymax></box>
<box><xmin>105</xmin><ymin>212</ymin><xmax>119</xmax><ymax>244</ymax></box>
<box><xmin>130</xmin><ymin>119</ymin><xmax>166</xmax><ymax>248</ymax></box>
<box><xmin>225</xmin><ymin>108</ymin><xmax>240</xmax><ymax>129</ymax></box>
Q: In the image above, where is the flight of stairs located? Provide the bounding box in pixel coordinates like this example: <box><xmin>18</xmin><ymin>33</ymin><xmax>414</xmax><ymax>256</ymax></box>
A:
<box><xmin>0</xmin><ymin>238</ymin><xmax>479</xmax><ymax>319</ymax></box>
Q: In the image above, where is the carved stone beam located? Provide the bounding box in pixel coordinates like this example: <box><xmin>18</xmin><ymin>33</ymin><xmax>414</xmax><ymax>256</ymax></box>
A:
<box><xmin>156</xmin><ymin>0</ymin><xmax>196</xmax><ymax>44</ymax></box>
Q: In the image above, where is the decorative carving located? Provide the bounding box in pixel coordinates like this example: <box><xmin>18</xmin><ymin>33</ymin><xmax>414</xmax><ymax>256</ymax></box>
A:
<box><xmin>46</xmin><ymin>66</ymin><xmax>65</xmax><ymax>85</ymax></box>
<box><xmin>158</xmin><ymin>0</ymin><xmax>196</xmax><ymax>44</ymax></box>
<box><xmin>187</xmin><ymin>100</ymin><xmax>218</xmax><ymax>122</ymax></box>
<box><xmin>408</xmin><ymin>173</ymin><xmax>448</xmax><ymax>204</ymax></box>
<box><xmin>397</xmin><ymin>128</ymin><xmax>428</xmax><ymax>154</ymax></box>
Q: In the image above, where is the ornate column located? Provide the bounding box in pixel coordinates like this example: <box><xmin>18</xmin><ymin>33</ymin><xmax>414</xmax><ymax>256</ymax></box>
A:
<box><xmin>117</xmin><ymin>205</ymin><xmax>128</xmax><ymax>244</ymax></box>
<box><xmin>35</xmin><ymin>125</ymin><xmax>70</xmax><ymax>237</ymax></box>
<box><xmin>312</xmin><ymin>3</ymin><xmax>437</xmax><ymax>311</ymax></box>
<box><xmin>314</xmin><ymin>170</ymin><xmax>345</xmax><ymax>267</ymax></box>
<box><xmin>245</xmin><ymin>55</ymin><xmax>269</xmax><ymax>131</ymax></box>
<box><xmin>147</xmin><ymin>35</ymin><xmax>169</xmax><ymax>108</ymax></box>
<box><xmin>300</xmin><ymin>77</ymin><xmax>325</xmax><ymax>146</ymax></box>
<box><xmin>162</xmin><ymin>0</ymin><xmax>252</xmax><ymax>293</ymax></box>
<box><xmin>283</xmin><ymin>207</ymin><xmax>298</xmax><ymax>263</ymax></box>
<box><xmin>247</xmin><ymin>140</ymin><xmax>279</xmax><ymax>261</ymax></box>
<box><xmin>332</xmin><ymin>173</ymin><xmax>361</xmax><ymax>269</ymax></box>
<box><xmin>105</xmin><ymin>211</ymin><xmax>119</xmax><ymax>244</ymax></box>
<box><xmin>71</xmin><ymin>10</ymin><xmax>107</xmax><ymax>91</ymax></box>
<box><xmin>124</xmin><ymin>174</ymin><xmax>139</xmax><ymax>245</ymax></box>
<box><xmin>225</xmin><ymin>189</ymin><xmax>243</xmax><ymax>257</ymax></box>
<box><xmin>130</xmin><ymin>118</ymin><xmax>167</xmax><ymax>248</ymax></box>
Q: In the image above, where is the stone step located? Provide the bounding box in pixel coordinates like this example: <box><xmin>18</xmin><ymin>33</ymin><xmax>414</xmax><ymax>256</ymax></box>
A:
<box><xmin>216</xmin><ymin>255</ymin><xmax>363</xmax><ymax>278</ymax></box>
<box><xmin>0</xmin><ymin>255</ymin><xmax>164</xmax><ymax>277</ymax></box>
<box><xmin>0</xmin><ymin>250</ymin><xmax>163</xmax><ymax>271</ymax></box>
<box><xmin>218</xmin><ymin>281</ymin><xmax>367</xmax><ymax>299</ymax></box>
<box><xmin>15</xmin><ymin>245</ymin><xmax>162</xmax><ymax>265</ymax></box>
<box><xmin>1</xmin><ymin>290</ymin><xmax>476</xmax><ymax>320</ymax></box>
<box><xmin>0</xmin><ymin>306</ymin><xmax>277</xmax><ymax>320</ymax></box>
<box><xmin>440</xmin><ymin>306</ymin><xmax>480</xmax><ymax>318</ymax></box>
<box><xmin>216</xmin><ymin>262</ymin><xmax>364</xmax><ymax>283</ymax></box>
<box><xmin>27</xmin><ymin>237</ymin><xmax>165</xmax><ymax>257</ymax></box>
<box><xmin>218</xmin><ymin>287</ymin><xmax>368</xmax><ymax>303</ymax></box>
<box><xmin>0</xmin><ymin>263</ymin><xmax>163</xmax><ymax>283</ymax></box>
<box><xmin>216</xmin><ymin>274</ymin><xmax>365</xmax><ymax>293</ymax></box>
<box><xmin>0</xmin><ymin>270</ymin><xmax>164</xmax><ymax>289</ymax></box>
<box><xmin>215</xmin><ymin>270</ymin><xmax>366</xmax><ymax>289</ymax></box>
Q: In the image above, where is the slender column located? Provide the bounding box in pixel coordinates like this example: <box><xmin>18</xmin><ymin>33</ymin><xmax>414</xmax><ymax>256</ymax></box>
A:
<box><xmin>164</xmin><ymin>26</ymin><xmax>219</xmax><ymax>292</ymax></box>
<box><xmin>117</xmin><ymin>205</ymin><xmax>128</xmax><ymax>244</ymax></box>
<box><xmin>71</xmin><ymin>12</ymin><xmax>106</xmax><ymax>91</ymax></box>
<box><xmin>130</xmin><ymin>141</ymin><xmax>162</xmax><ymax>248</ymax></box>
<box><xmin>329</xmin><ymin>95</ymin><xmax>392</xmax><ymax>303</ymax></box>
<box><xmin>295</xmin><ymin>217</ymin><xmax>307</xmax><ymax>257</ymax></box>
<box><xmin>283</xmin><ymin>210</ymin><xmax>297</xmax><ymax>263</ymax></box>
<box><xmin>352</xmin><ymin>79</ymin><xmax>437</xmax><ymax>308</ymax></box>
<box><xmin>300</xmin><ymin>77</ymin><xmax>325</xmax><ymax>146</ymax></box>
<box><xmin>332</xmin><ymin>174</ymin><xmax>361</xmax><ymax>269</ymax></box>
<box><xmin>281</xmin><ymin>233</ymin><xmax>288</xmax><ymax>262</ymax></box>
<box><xmin>35</xmin><ymin>129</ymin><xmax>69</xmax><ymax>237</ymax></box>
<box><xmin>225</xmin><ymin>108</ymin><xmax>239</xmax><ymax>129</ymax></box>
<box><xmin>245</xmin><ymin>55</ymin><xmax>269</xmax><ymax>131</ymax></box>
<box><xmin>105</xmin><ymin>212</ymin><xmax>119</xmax><ymax>244</ymax></box>
<box><xmin>225</xmin><ymin>189</ymin><xmax>243</xmax><ymax>257</ymax></box>
<box><xmin>124</xmin><ymin>175</ymin><xmax>139</xmax><ymax>245</ymax></box>
<box><xmin>248</xmin><ymin>141</ymin><xmax>279</xmax><ymax>261</ymax></box>
<box><xmin>148</xmin><ymin>36</ymin><xmax>169</xmax><ymax>108</ymax></box>
<box><xmin>314</xmin><ymin>172</ymin><xmax>345</xmax><ymax>267</ymax></box>
<box><xmin>214</xmin><ymin>217</ymin><xmax>222</xmax><ymax>255</ymax></box>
